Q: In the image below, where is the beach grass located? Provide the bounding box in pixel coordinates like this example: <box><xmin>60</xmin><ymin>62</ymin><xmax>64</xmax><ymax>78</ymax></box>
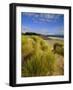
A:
<box><xmin>21</xmin><ymin>35</ymin><xmax>64</xmax><ymax>77</ymax></box>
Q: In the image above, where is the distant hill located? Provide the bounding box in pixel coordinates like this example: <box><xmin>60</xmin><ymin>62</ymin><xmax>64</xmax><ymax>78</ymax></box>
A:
<box><xmin>22</xmin><ymin>32</ymin><xmax>64</xmax><ymax>38</ymax></box>
<box><xmin>22</xmin><ymin>32</ymin><xmax>41</xmax><ymax>36</ymax></box>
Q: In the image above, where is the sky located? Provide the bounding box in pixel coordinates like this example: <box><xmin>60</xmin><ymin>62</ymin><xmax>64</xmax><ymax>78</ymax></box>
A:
<box><xmin>21</xmin><ymin>12</ymin><xmax>64</xmax><ymax>35</ymax></box>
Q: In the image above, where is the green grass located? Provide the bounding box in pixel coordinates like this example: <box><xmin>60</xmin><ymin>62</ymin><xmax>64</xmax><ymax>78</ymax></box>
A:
<box><xmin>53</xmin><ymin>43</ymin><xmax>64</xmax><ymax>56</ymax></box>
<box><xmin>22</xmin><ymin>35</ymin><xmax>56</xmax><ymax>77</ymax></box>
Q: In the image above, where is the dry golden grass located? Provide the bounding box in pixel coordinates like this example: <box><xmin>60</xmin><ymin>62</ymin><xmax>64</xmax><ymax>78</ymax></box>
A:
<box><xmin>21</xmin><ymin>35</ymin><xmax>64</xmax><ymax>77</ymax></box>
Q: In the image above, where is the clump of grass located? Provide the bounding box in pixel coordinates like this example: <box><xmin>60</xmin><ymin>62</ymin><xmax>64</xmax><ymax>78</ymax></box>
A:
<box><xmin>53</xmin><ymin>43</ymin><xmax>64</xmax><ymax>56</ymax></box>
<box><xmin>22</xmin><ymin>35</ymin><xmax>56</xmax><ymax>77</ymax></box>
<box><xmin>22</xmin><ymin>35</ymin><xmax>34</xmax><ymax>58</ymax></box>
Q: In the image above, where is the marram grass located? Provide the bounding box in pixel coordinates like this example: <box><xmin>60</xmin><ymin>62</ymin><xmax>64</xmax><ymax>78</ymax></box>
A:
<box><xmin>21</xmin><ymin>35</ymin><xmax>64</xmax><ymax>77</ymax></box>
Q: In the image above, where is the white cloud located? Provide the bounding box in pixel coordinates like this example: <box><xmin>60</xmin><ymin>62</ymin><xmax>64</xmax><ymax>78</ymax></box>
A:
<box><xmin>22</xmin><ymin>12</ymin><xmax>63</xmax><ymax>23</ymax></box>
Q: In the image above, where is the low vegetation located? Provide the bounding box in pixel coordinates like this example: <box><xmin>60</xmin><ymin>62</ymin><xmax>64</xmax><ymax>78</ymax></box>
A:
<box><xmin>53</xmin><ymin>43</ymin><xmax>64</xmax><ymax>56</ymax></box>
<box><xmin>21</xmin><ymin>35</ymin><xmax>64</xmax><ymax>77</ymax></box>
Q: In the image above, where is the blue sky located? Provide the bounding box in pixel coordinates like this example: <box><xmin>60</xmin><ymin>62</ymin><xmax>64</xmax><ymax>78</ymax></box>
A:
<box><xmin>21</xmin><ymin>12</ymin><xmax>64</xmax><ymax>35</ymax></box>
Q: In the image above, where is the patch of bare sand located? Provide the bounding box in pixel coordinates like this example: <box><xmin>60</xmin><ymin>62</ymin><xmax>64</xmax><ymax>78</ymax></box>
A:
<box><xmin>53</xmin><ymin>54</ymin><xmax>64</xmax><ymax>75</ymax></box>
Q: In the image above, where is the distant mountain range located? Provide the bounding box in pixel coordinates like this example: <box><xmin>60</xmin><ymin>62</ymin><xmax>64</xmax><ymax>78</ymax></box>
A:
<box><xmin>22</xmin><ymin>32</ymin><xmax>64</xmax><ymax>38</ymax></box>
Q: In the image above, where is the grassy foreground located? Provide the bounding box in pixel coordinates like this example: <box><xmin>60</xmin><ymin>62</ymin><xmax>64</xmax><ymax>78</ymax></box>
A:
<box><xmin>21</xmin><ymin>35</ymin><xmax>64</xmax><ymax>77</ymax></box>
